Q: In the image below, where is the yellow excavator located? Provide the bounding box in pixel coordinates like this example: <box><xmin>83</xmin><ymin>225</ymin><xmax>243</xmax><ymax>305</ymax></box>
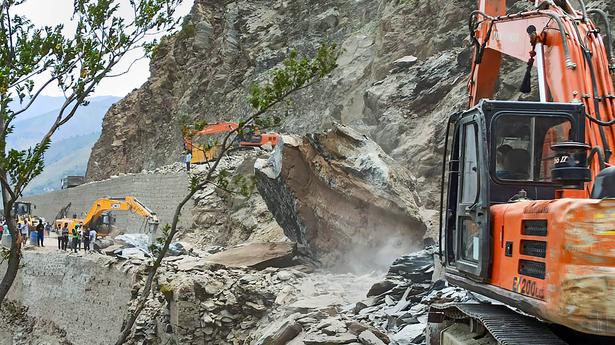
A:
<box><xmin>13</xmin><ymin>201</ymin><xmax>39</xmax><ymax>227</ymax></box>
<box><xmin>54</xmin><ymin>197</ymin><xmax>159</xmax><ymax>236</ymax></box>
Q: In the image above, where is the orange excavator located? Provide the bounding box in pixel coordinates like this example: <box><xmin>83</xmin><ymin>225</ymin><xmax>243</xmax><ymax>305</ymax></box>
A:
<box><xmin>54</xmin><ymin>197</ymin><xmax>159</xmax><ymax>236</ymax></box>
<box><xmin>432</xmin><ymin>0</ymin><xmax>615</xmax><ymax>344</ymax></box>
<box><xmin>183</xmin><ymin>122</ymin><xmax>280</xmax><ymax>164</ymax></box>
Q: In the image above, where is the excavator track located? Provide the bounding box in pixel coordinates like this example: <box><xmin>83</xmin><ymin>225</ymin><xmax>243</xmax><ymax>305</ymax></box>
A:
<box><xmin>431</xmin><ymin>303</ymin><xmax>568</xmax><ymax>345</ymax></box>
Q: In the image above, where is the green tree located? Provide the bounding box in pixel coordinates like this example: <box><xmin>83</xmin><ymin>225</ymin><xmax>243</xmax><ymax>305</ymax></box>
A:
<box><xmin>115</xmin><ymin>43</ymin><xmax>338</xmax><ymax>344</ymax></box>
<box><xmin>0</xmin><ymin>0</ymin><xmax>182</xmax><ymax>306</ymax></box>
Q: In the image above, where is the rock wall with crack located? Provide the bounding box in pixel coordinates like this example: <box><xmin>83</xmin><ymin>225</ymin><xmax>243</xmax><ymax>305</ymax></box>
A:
<box><xmin>255</xmin><ymin>125</ymin><xmax>427</xmax><ymax>270</ymax></box>
<box><xmin>181</xmin><ymin>151</ymin><xmax>288</xmax><ymax>249</ymax></box>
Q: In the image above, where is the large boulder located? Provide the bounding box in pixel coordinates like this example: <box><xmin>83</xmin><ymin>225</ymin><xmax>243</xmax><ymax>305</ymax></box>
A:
<box><xmin>255</xmin><ymin>124</ymin><xmax>426</xmax><ymax>270</ymax></box>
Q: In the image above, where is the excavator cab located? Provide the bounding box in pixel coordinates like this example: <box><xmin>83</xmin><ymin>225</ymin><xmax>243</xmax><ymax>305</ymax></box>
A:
<box><xmin>89</xmin><ymin>212</ymin><xmax>116</xmax><ymax>233</ymax></box>
<box><xmin>13</xmin><ymin>202</ymin><xmax>33</xmax><ymax>217</ymax></box>
<box><xmin>442</xmin><ymin>100</ymin><xmax>586</xmax><ymax>281</ymax></box>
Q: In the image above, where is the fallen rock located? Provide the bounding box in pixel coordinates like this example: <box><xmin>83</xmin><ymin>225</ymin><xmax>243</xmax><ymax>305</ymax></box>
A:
<box><xmin>255</xmin><ymin>125</ymin><xmax>426</xmax><ymax>270</ymax></box>
<box><xmin>254</xmin><ymin>318</ymin><xmax>303</xmax><ymax>345</ymax></box>
<box><xmin>390</xmin><ymin>323</ymin><xmax>425</xmax><ymax>345</ymax></box>
<box><xmin>174</xmin><ymin>256</ymin><xmax>223</xmax><ymax>272</ymax></box>
<box><xmin>358</xmin><ymin>330</ymin><xmax>386</xmax><ymax>345</ymax></box>
<box><xmin>367</xmin><ymin>280</ymin><xmax>396</xmax><ymax>297</ymax></box>
<box><xmin>392</xmin><ymin>55</ymin><xmax>418</xmax><ymax>69</ymax></box>
<box><xmin>204</xmin><ymin>242</ymin><xmax>296</xmax><ymax>269</ymax></box>
<box><xmin>388</xmin><ymin>246</ymin><xmax>436</xmax><ymax>282</ymax></box>
<box><xmin>94</xmin><ymin>237</ymin><xmax>114</xmax><ymax>250</ymax></box>
<box><xmin>303</xmin><ymin>333</ymin><xmax>358</xmax><ymax>345</ymax></box>
<box><xmin>103</xmin><ymin>244</ymin><xmax>125</xmax><ymax>256</ymax></box>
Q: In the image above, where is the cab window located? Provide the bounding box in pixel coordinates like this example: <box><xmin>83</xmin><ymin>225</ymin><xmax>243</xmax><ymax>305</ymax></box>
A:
<box><xmin>494</xmin><ymin>115</ymin><xmax>572</xmax><ymax>182</ymax></box>
<box><xmin>461</xmin><ymin>124</ymin><xmax>479</xmax><ymax>203</ymax></box>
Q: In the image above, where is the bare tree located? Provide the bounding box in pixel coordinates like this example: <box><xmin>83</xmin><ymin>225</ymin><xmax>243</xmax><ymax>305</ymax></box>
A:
<box><xmin>115</xmin><ymin>44</ymin><xmax>338</xmax><ymax>344</ymax></box>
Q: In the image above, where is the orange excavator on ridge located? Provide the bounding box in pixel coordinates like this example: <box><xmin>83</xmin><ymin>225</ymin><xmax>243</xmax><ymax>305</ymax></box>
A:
<box><xmin>183</xmin><ymin>122</ymin><xmax>280</xmax><ymax>164</ymax></box>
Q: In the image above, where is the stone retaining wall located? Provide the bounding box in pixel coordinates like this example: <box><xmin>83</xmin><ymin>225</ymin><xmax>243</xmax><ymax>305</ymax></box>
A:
<box><xmin>24</xmin><ymin>172</ymin><xmax>192</xmax><ymax>233</ymax></box>
<box><xmin>5</xmin><ymin>252</ymin><xmax>135</xmax><ymax>345</ymax></box>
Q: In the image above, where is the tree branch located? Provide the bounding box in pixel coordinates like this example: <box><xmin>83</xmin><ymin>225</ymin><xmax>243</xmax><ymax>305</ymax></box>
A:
<box><xmin>4</xmin><ymin>3</ymin><xmax>14</xmax><ymax>64</ymax></box>
<box><xmin>114</xmin><ymin>66</ymin><xmax>329</xmax><ymax>344</ymax></box>
<box><xmin>106</xmin><ymin>55</ymin><xmax>147</xmax><ymax>78</ymax></box>
<box><xmin>10</xmin><ymin>76</ymin><xmax>59</xmax><ymax>118</ymax></box>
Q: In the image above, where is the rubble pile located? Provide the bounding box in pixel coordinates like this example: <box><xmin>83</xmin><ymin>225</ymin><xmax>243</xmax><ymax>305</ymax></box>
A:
<box><xmin>243</xmin><ymin>246</ymin><xmax>473</xmax><ymax>345</ymax></box>
<box><xmin>186</xmin><ymin>151</ymin><xmax>287</xmax><ymax>248</ymax></box>
<box><xmin>352</xmin><ymin>247</ymin><xmax>473</xmax><ymax>344</ymax></box>
<box><xmin>123</xmin><ymin>257</ymin><xmax>311</xmax><ymax>344</ymax></box>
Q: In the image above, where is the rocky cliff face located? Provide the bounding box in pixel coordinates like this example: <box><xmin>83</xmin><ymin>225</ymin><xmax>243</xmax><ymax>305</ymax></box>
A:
<box><xmin>87</xmin><ymin>0</ymin><xmax>615</xmax><ymax>207</ymax></box>
<box><xmin>86</xmin><ymin>0</ymin><xmax>476</xmax><ymax>207</ymax></box>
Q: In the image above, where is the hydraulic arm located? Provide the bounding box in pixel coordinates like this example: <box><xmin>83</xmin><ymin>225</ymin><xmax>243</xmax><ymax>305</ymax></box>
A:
<box><xmin>55</xmin><ymin>197</ymin><xmax>159</xmax><ymax>236</ymax></box>
<box><xmin>81</xmin><ymin>197</ymin><xmax>159</xmax><ymax>229</ymax></box>
<box><xmin>469</xmin><ymin>0</ymin><xmax>615</xmax><ymax>185</ymax></box>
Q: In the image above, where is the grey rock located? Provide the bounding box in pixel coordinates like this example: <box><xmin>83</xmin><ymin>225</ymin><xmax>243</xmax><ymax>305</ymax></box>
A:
<box><xmin>254</xmin><ymin>319</ymin><xmax>303</xmax><ymax>345</ymax></box>
<box><xmin>358</xmin><ymin>330</ymin><xmax>386</xmax><ymax>345</ymax></box>
<box><xmin>303</xmin><ymin>333</ymin><xmax>358</xmax><ymax>345</ymax></box>
<box><xmin>276</xmin><ymin>270</ymin><xmax>293</xmax><ymax>281</ymax></box>
<box><xmin>367</xmin><ymin>280</ymin><xmax>396</xmax><ymax>297</ymax></box>
<box><xmin>390</xmin><ymin>323</ymin><xmax>425</xmax><ymax>345</ymax></box>
<box><xmin>392</xmin><ymin>55</ymin><xmax>418</xmax><ymax>68</ymax></box>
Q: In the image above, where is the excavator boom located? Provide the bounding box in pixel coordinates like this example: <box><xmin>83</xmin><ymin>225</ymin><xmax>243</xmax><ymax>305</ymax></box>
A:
<box><xmin>81</xmin><ymin>197</ymin><xmax>158</xmax><ymax>228</ymax></box>
<box><xmin>469</xmin><ymin>0</ymin><xmax>615</xmax><ymax>182</ymax></box>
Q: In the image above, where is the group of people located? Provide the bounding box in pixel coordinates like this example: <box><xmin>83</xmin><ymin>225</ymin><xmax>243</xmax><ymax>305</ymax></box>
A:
<box><xmin>0</xmin><ymin>218</ymin><xmax>98</xmax><ymax>254</ymax></box>
<box><xmin>56</xmin><ymin>222</ymin><xmax>97</xmax><ymax>253</ymax></box>
<box><xmin>0</xmin><ymin>218</ymin><xmax>52</xmax><ymax>247</ymax></box>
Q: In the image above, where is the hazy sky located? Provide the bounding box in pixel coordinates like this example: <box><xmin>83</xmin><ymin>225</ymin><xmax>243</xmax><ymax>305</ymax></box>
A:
<box><xmin>14</xmin><ymin>0</ymin><xmax>194</xmax><ymax>97</ymax></box>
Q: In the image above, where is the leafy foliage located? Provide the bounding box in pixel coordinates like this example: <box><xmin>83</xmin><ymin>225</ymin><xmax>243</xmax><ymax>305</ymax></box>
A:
<box><xmin>248</xmin><ymin>43</ymin><xmax>338</xmax><ymax>113</ymax></box>
<box><xmin>0</xmin><ymin>0</ymin><xmax>182</xmax><ymax>202</ymax></box>
<box><xmin>0</xmin><ymin>0</ymin><xmax>183</xmax><ymax>309</ymax></box>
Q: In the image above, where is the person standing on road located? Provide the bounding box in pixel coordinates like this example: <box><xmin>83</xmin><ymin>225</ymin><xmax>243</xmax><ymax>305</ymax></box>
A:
<box><xmin>2</xmin><ymin>221</ymin><xmax>7</xmax><ymax>241</ymax></box>
<box><xmin>57</xmin><ymin>224</ymin><xmax>62</xmax><ymax>250</ymax></box>
<box><xmin>36</xmin><ymin>220</ymin><xmax>44</xmax><ymax>247</ymax></box>
<box><xmin>72</xmin><ymin>225</ymin><xmax>80</xmax><ymax>253</ymax></box>
<box><xmin>19</xmin><ymin>223</ymin><xmax>28</xmax><ymax>246</ymax></box>
<box><xmin>61</xmin><ymin>223</ymin><xmax>69</xmax><ymax>251</ymax></box>
<box><xmin>185</xmin><ymin>150</ymin><xmax>192</xmax><ymax>172</ymax></box>
<box><xmin>0</xmin><ymin>221</ymin><xmax>4</xmax><ymax>241</ymax></box>
<box><xmin>89</xmin><ymin>228</ymin><xmax>97</xmax><ymax>253</ymax></box>
<box><xmin>82</xmin><ymin>228</ymin><xmax>90</xmax><ymax>253</ymax></box>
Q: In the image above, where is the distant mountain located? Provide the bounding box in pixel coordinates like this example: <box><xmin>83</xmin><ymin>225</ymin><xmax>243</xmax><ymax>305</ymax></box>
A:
<box><xmin>24</xmin><ymin>133</ymin><xmax>100</xmax><ymax>196</ymax></box>
<box><xmin>8</xmin><ymin>95</ymin><xmax>121</xmax><ymax>196</ymax></box>
<box><xmin>9</xmin><ymin>96</ymin><xmax>68</xmax><ymax>121</ymax></box>
<box><xmin>8</xmin><ymin>96</ymin><xmax>120</xmax><ymax>150</ymax></box>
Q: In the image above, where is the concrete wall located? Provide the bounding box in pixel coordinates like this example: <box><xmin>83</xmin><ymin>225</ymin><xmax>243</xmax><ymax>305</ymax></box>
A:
<box><xmin>6</xmin><ymin>252</ymin><xmax>135</xmax><ymax>345</ymax></box>
<box><xmin>24</xmin><ymin>172</ymin><xmax>192</xmax><ymax>233</ymax></box>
